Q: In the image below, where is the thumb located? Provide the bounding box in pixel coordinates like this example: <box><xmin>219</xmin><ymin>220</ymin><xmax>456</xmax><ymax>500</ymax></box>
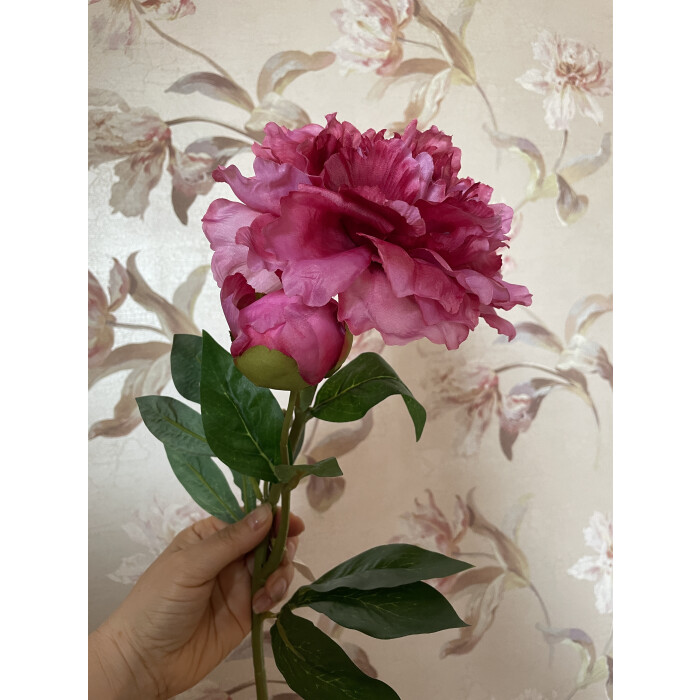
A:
<box><xmin>177</xmin><ymin>504</ymin><xmax>273</xmax><ymax>583</ymax></box>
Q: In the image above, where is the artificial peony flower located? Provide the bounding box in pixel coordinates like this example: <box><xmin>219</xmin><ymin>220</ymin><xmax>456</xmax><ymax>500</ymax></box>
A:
<box><xmin>221</xmin><ymin>273</ymin><xmax>350</xmax><ymax>388</ymax></box>
<box><xmin>516</xmin><ymin>29</ymin><xmax>612</xmax><ymax>131</ymax></box>
<box><xmin>89</xmin><ymin>89</ymin><xmax>171</xmax><ymax>217</ymax></box>
<box><xmin>568</xmin><ymin>511</ymin><xmax>613</xmax><ymax>614</ymax></box>
<box><xmin>330</xmin><ymin>0</ymin><xmax>414</xmax><ymax>76</ymax></box>
<box><xmin>203</xmin><ymin>115</ymin><xmax>531</xmax><ymax>351</ymax></box>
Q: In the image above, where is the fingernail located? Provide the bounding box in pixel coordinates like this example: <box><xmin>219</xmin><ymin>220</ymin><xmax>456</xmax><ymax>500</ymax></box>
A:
<box><xmin>252</xmin><ymin>593</ymin><xmax>272</xmax><ymax>614</ymax></box>
<box><xmin>269</xmin><ymin>577</ymin><xmax>288</xmax><ymax>601</ymax></box>
<box><xmin>286</xmin><ymin>540</ymin><xmax>297</xmax><ymax>561</ymax></box>
<box><xmin>245</xmin><ymin>504</ymin><xmax>271</xmax><ymax>531</ymax></box>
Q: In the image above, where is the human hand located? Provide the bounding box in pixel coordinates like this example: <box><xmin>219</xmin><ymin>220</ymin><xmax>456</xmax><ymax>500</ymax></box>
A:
<box><xmin>89</xmin><ymin>504</ymin><xmax>305</xmax><ymax>699</ymax></box>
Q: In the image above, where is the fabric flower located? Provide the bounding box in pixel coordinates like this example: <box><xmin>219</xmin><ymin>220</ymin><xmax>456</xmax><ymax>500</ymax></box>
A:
<box><xmin>88</xmin><ymin>259</ymin><xmax>130</xmax><ymax>367</ymax></box>
<box><xmin>221</xmin><ymin>273</ymin><xmax>349</xmax><ymax>388</ymax></box>
<box><xmin>516</xmin><ymin>29</ymin><xmax>612</xmax><ymax>130</ymax></box>
<box><xmin>89</xmin><ymin>0</ymin><xmax>196</xmax><ymax>50</ymax></box>
<box><xmin>203</xmin><ymin>115</ymin><xmax>531</xmax><ymax>351</ymax></box>
<box><xmin>330</xmin><ymin>0</ymin><xmax>414</xmax><ymax>75</ymax></box>
<box><xmin>88</xmin><ymin>89</ymin><xmax>171</xmax><ymax>217</ymax></box>
<box><xmin>568</xmin><ymin>511</ymin><xmax>613</xmax><ymax>614</ymax></box>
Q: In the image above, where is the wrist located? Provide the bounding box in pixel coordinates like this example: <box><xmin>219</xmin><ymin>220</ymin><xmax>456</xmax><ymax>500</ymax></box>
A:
<box><xmin>89</xmin><ymin>621</ymin><xmax>164</xmax><ymax>700</ymax></box>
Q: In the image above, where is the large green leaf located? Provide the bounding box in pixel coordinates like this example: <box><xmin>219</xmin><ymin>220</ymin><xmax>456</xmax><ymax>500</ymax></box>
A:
<box><xmin>272</xmin><ymin>458</ymin><xmax>342</xmax><ymax>483</ymax></box>
<box><xmin>310</xmin><ymin>353</ymin><xmax>426</xmax><ymax>440</ymax></box>
<box><xmin>271</xmin><ymin>609</ymin><xmax>399</xmax><ymax>700</ymax></box>
<box><xmin>165</xmin><ymin>447</ymin><xmax>244</xmax><ymax>523</ymax></box>
<box><xmin>232</xmin><ymin>472</ymin><xmax>259</xmax><ymax>513</ymax></box>
<box><xmin>307</xmin><ymin>543</ymin><xmax>472</xmax><ymax>593</ymax></box>
<box><xmin>290</xmin><ymin>581</ymin><xmax>467</xmax><ymax>639</ymax></box>
<box><xmin>136</xmin><ymin>395</ymin><xmax>212</xmax><ymax>455</ymax></box>
<box><xmin>171</xmin><ymin>334</ymin><xmax>203</xmax><ymax>403</ymax></box>
<box><xmin>200</xmin><ymin>332</ymin><xmax>282</xmax><ymax>481</ymax></box>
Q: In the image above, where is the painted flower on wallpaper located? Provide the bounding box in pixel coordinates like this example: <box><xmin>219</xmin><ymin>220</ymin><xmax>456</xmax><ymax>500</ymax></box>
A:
<box><xmin>88</xmin><ymin>258</ymin><xmax>130</xmax><ymax>367</ymax></box>
<box><xmin>516</xmin><ymin>29</ymin><xmax>612</xmax><ymax>130</ymax></box>
<box><xmin>89</xmin><ymin>0</ymin><xmax>196</xmax><ymax>50</ymax></box>
<box><xmin>392</xmin><ymin>489</ymin><xmax>469</xmax><ymax>592</ymax></box>
<box><xmin>568</xmin><ymin>511</ymin><xmax>612</xmax><ymax>614</ymax></box>
<box><xmin>422</xmin><ymin>358</ymin><xmax>499</xmax><ymax>457</ymax></box>
<box><xmin>89</xmin><ymin>254</ymin><xmax>207</xmax><ymax>438</ymax></box>
<box><xmin>204</xmin><ymin>115</ymin><xmax>531</xmax><ymax>351</ymax></box>
<box><xmin>168</xmin><ymin>148</ymin><xmax>222</xmax><ymax>224</ymax></box>
<box><xmin>330</xmin><ymin>0</ymin><xmax>414</xmax><ymax>75</ymax></box>
<box><xmin>109</xmin><ymin>498</ymin><xmax>206</xmax><ymax>585</ymax></box>
<box><xmin>89</xmin><ymin>89</ymin><xmax>171</xmax><ymax>217</ymax></box>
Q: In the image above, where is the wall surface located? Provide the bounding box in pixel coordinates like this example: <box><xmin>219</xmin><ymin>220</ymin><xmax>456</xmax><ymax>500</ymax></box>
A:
<box><xmin>88</xmin><ymin>1</ymin><xmax>612</xmax><ymax>698</ymax></box>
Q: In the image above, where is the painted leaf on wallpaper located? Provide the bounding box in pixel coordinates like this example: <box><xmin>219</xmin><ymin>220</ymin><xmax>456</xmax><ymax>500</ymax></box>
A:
<box><xmin>199</xmin><ymin>331</ymin><xmax>282</xmax><ymax>482</ymax></box>
<box><xmin>164</xmin><ymin>447</ymin><xmax>244</xmax><ymax>523</ymax></box>
<box><xmin>271</xmin><ymin>609</ymin><xmax>400</xmax><ymax>700</ymax></box>
<box><xmin>311</xmin><ymin>353</ymin><xmax>426</xmax><ymax>440</ymax></box>
<box><xmin>304</xmin><ymin>414</ymin><xmax>374</xmax><ymax>463</ymax></box>
<box><xmin>557</xmin><ymin>335</ymin><xmax>613</xmax><ymax>387</ymax></box>
<box><xmin>136</xmin><ymin>395</ymin><xmax>213</xmax><ymax>455</ymax></box>
<box><xmin>172</xmin><ymin>266</ymin><xmax>210</xmax><ymax>320</ymax></box>
<box><xmin>484</xmin><ymin>127</ymin><xmax>546</xmax><ymax>199</ymax></box>
<box><xmin>369</xmin><ymin>58</ymin><xmax>451</xmax><ymax>101</ymax></box>
<box><xmin>257</xmin><ymin>50</ymin><xmax>335</xmax><ymax>99</ymax></box>
<box><xmin>565</xmin><ymin>294</ymin><xmax>613</xmax><ymax>342</ymax></box>
<box><xmin>391</xmin><ymin>67</ymin><xmax>453</xmax><ymax>131</ymax></box>
<box><xmin>305</xmin><ymin>474</ymin><xmax>346</xmax><ymax>513</ymax></box>
<box><xmin>465</xmin><ymin>489</ymin><xmax>530</xmax><ymax>581</ymax></box>
<box><xmin>290</xmin><ymin>581</ymin><xmax>467</xmax><ymax>639</ymax></box>
<box><xmin>89</xmin><ymin>341</ymin><xmax>171</xmax><ymax>388</ymax></box>
<box><xmin>89</xmin><ymin>353</ymin><xmax>171</xmax><ymax>439</ymax></box>
<box><xmin>171</xmin><ymin>333</ymin><xmax>203</xmax><ymax>403</ymax></box>
<box><xmin>244</xmin><ymin>92</ymin><xmax>311</xmax><ymax>138</ymax></box>
<box><xmin>166</xmin><ymin>71</ymin><xmax>255</xmax><ymax>112</ymax></box>
<box><xmin>440</xmin><ymin>567</ymin><xmax>508</xmax><ymax>657</ymax></box>
<box><xmin>448</xmin><ymin>0</ymin><xmax>481</xmax><ymax>41</ymax></box>
<box><xmin>414</xmin><ymin>0</ymin><xmax>476</xmax><ymax>84</ymax></box>
<box><xmin>502</xmin><ymin>321</ymin><xmax>564</xmax><ymax>353</ymax></box>
<box><xmin>555</xmin><ymin>175</ymin><xmax>589</xmax><ymax>225</ymax></box>
<box><xmin>538</xmin><ymin>134</ymin><xmax>612</xmax><ymax>199</ymax></box>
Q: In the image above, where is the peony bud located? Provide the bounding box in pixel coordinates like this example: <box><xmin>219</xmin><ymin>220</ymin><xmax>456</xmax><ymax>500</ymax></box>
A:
<box><xmin>221</xmin><ymin>273</ymin><xmax>348</xmax><ymax>390</ymax></box>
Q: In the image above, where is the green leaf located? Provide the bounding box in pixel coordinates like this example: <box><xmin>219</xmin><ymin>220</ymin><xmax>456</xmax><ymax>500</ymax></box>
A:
<box><xmin>171</xmin><ymin>334</ymin><xmax>203</xmax><ymax>403</ymax></box>
<box><xmin>307</xmin><ymin>543</ymin><xmax>472</xmax><ymax>593</ymax></box>
<box><xmin>232</xmin><ymin>472</ymin><xmax>259</xmax><ymax>513</ymax></box>
<box><xmin>164</xmin><ymin>447</ymin><xmax>244</xmax><ymax>523</ymax></box>
<box><xmin>310</xmin><ymin>353</ymin><xmax>426</xmax><ymax>440</ymax></box>
<box><xmin>200</xmin><ymin>332</ymin><xmax>283</xmax><ymax>482</ymax></box>
<box><xmin>136</xmin><ymin>395</ymin><xmax>212</xmax><ymax>455</ymax></box>
<box><xmin>290</xmin><ymin>581</ymin><xmax>467</xmax><ymax>639</ymax></box>
<box><xmin>272</xmin><ymin>458</ymin><xmax>342</xmax><ymax>483</ymax></box>
<box><xmin>271</xmin><ymin>609</ymin><xmax>400</xmax><ymax>700</ymax></box>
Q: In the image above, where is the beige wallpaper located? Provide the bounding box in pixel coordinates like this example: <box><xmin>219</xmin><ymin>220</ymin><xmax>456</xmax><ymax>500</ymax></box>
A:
<box><xmin>88</xmin><ymin>1</ymin><xmax>612</xmax><ymax>698</ymax></box>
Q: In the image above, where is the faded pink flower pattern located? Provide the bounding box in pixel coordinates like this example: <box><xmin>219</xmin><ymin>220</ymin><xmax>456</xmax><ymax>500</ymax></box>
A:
<box><xmin>393</xmin><ymin>489</ymin><xmax>469</xmax><ymax>592</ymax></box>
<box><xmin>89</xmin><ymin>0</ymin><xmax>196</xmax><ymax>50</ymax></box>
<box><xmin>498</xmin><ymin>388</ymin><xmax>535</xmax><ymax>436</ymax></box>
<box><xmin>516</xmin><ymin>29</ymin><xmax>612</xmax><ymax>130</ymax></box>
<box><xmin>88</xmin><ymin>259</ymin><xmax>130</xmax><ymax>367</ymax></box>
<box><xmin>222</xmin><ymin>273</ymin><xmax>348</xmax><ymax>386</ymax></box>
<box><xmin>108</xmin><ymin>498</ymin><xmax>206</xmax><ymax>585</ymax></box>
<box><xmin>568</xmin><ymin>511</ymin><xmax>612</xmax><ymax>614</ymax></box>
<box><xmin>205</xmin><ymin>115</ymin><xmax>531</xmax><ymax>350</ymax></box>
<box><xmin>89</xmin><ymin>89</ymin><xmax>171</xmax><ymax>217</ymax></box>
<box><xmin>331</xmin><ymin>0</ymin><xmax>414</xmax><ymax>75</ymax></box>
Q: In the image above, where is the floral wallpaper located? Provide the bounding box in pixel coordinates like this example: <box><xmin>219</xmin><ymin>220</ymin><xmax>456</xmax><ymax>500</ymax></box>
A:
<box><xmin>88</xmin><ymin>1</ymin><xmax>612</xmax><ymax>698</ymax></box>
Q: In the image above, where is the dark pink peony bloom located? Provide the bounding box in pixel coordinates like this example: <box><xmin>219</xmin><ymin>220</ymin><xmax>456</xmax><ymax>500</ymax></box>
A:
<box><xmin>221</xmin><ymin>273</ymin><xmax>348</xmax><ymax>387</ymax></box>
<box><xmin>203</xmin><ymin>115</ymin><xmax>531</xmax><ymax>349</ymax></box>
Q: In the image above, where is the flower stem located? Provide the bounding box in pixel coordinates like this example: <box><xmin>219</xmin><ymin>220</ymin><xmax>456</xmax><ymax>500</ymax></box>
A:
<box><xmin>108</xmin><ymin>320</ymin><xmax>168</xmax><ymax>336</ymax></box>
<box><xmin>494</xmin><ymin>362</ymin><xmax>566</xmax><ymax>379</ymax></box>
<box><xmin>142</xmin><ymin>16</ymin><xmax>236</xmax><ymax>83</ymax></box>
<box><xmin>164</xmin><ymin>116</ymin><xmax>256</xmax><ymax>142</ymax></box>
<box><xmin>553</xmin><ymin>129</ymin><xmax>569</xmax><ymax>173</ymax></box>
<box><xmin>475</xmin><ymin>81</ymin><xmax>498</xmax><ymax>132</ymax></box>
